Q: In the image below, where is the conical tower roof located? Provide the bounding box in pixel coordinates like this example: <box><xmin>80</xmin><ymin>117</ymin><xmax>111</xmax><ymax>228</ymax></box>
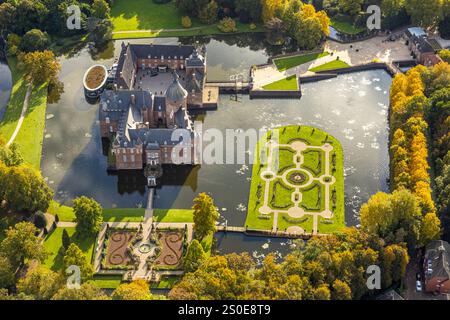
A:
<box><xmin>165</xmin><ymin>72</ymin><xmax>187</xmax><ymax>103</ymax></box>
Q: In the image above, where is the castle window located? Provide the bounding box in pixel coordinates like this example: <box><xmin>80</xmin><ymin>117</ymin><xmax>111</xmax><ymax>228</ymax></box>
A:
<box><xmin>123</xmin><ymin>155</ymin><xmax>127</xmax><ymax>162</ymax></box>
<box><xmin>131</xmin><ymin>155</ymin><xmax>135</xmax><ymax>162</ymax></box>
<box><xmin>105</xmin><ymin>117</ymin><xmax>110</xmax><ymax>124</ymax></box>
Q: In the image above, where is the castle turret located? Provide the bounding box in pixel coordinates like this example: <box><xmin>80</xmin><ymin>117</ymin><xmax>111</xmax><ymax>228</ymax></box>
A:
<box><xmin>165</xmin><ymin>72</ymin><xmax>187</xmax><ymax>127</ymax></box>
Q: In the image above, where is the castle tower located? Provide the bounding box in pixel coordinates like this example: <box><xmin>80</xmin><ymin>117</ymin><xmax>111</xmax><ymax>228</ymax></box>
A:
<box><xmin>165</xmin><ymin>72</ymin><xmax>187</xmax><ymax>128</ymax></box>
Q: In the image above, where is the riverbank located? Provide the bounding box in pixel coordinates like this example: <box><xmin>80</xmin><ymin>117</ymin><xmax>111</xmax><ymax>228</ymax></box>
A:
<box><xmin>0</xmin><ymin>58</ymin><xmax>49</xmax><ymax>169</ymax></box>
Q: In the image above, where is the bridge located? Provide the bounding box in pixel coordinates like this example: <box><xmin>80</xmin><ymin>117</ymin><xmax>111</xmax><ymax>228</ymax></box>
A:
<box><xmin>205</xmin><ymin>81</ymin><xmax>250</xmax><ymax>94</ymax></box>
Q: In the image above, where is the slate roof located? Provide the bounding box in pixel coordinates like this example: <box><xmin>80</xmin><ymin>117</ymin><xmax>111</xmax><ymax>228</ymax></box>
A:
<box><xmin>165</xmin><ymin>72</ymin><xmax>188</xmax><ymax>103</ymax></box>
<box><xmin>411</xmin><ymin>35</ymin><xmax>436</xmax><ymax>53</ymax></box>
<box><xmin>425</xmin><ymin>240</ymin><xmax>450</xmax><ymax>280</ymax></box>
<box><xmin>99</xmin><ymin>90</ymin><xmax>152</xmax><ymax>121</ymax></box>
<box><xmin>406</xmin><ymin>27</ymin><xmax>427</xmax><ymax>38</ymax></box>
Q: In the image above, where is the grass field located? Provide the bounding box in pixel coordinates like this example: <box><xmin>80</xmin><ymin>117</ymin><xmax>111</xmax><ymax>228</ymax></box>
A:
<box><xmin>330</xmin><ymin>18</ymin><xmax>365</xmax><ymax>35</ymax></box>
<box><xmin>262</xmin><ymin>75</ymin><xmax>299</xmax><ymax>91</ymax></box>
<box><xmin>150</xmin><ymin>275</ymin><xmax>181</xmax><ymax>289</ymax></box>
<box><xmin>153</xmin><ymin>209</ymin><xmax>194</xmax><ymax>223</ymax></box>
<box><xmin>274</xmin><ymin>52</ymin><xmax>330</xmax><ymax>71</ymax></box>
<box><xmin>0</xmin><ymin>57</ymin><xmax>48</xmax><ymax>169</ymax></box>
<box><xmin>309</xmin><ymin>59</ymin><xmax>351</xmax><ymax>72</ymax></box>
<box><xmin>110</xmin><ymin>0</ymin><xmax>264</xmax><ymax>39</ymax></box>
<box><xmin>245</xmin><ymin>125</ymin><xmax>345</xmax><ymax>234</ymax></box>
<box><xmin>43</xmin><ymin>227</ymin><xmax>95</xmax><ymax>271</ymax></box>
<box><xmin>48</xmin><ymin>202</ymin><xmax>145</xmax><ymax>222</ymax></box>
<box><xmin>89</xmin><ymin>275</ymin><xmax>123</xmax><ymax>289</ymax></box>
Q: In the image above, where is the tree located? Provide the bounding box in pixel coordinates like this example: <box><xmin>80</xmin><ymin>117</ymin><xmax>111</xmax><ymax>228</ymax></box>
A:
<box><xmin>0</xmin><ymin>222</ymin><xmax>47</xmax><ymax>268</ymax></box>
<box><xmin>419</xmin><ymin>212</ymin><xmax>441</xmax><ymax>246</ymax></box>
<box><xmin>10</xmin><ymin>0</ymin><xmax>49</xmax><ymax>35</ymax></box>
<box><xmin>405</xmin><ymin>0</ymin><xmax>444</xmax><ymax>28</ymax></box>
<box><xmin>0</xmin><ymin>256</ymin><xmax>15</xmax><ymax>289</ymax></box>
<box><xmin>438</xmin><ymin>49</ymin><xmax>450</xmax><ymax>64</ymax></box>
<box><xmin>0</xmin><ymin>3</ymin><xmax>16</xmax><ymax>34</ymax></box>
<box><xmin>192</xmin><ymin>193</ymin><xmax>219</xmax><ymax>239</ymax></box>
<box><xmin>62</xmin><ymin>229</ymin><xmax>71</xmax><ymax>251</ymax></box>
<box><xmin>294</xmin><ymin>16</ymin><xmax>324</xmax><ymax>50</ymax></box>
<box><xmin>198</xmin><ymin>1</ymin><xmax>218</xmax><ymax>25</ymax></box>
<box><xmin>314</xmin><ymin>284</ymin><xmax>331</xmax><ymax>300</ymax></box>
<box><xmin>181</xmin><ymin>16</ymin><xmax>192</xmax><ymax>28</ymax></box>
<box><xmin>33</xmin><ymin>211</ymin><xmax>48</xmax><ymax>229</ymax></box>
<box><xmin>112</xmin><ymin>280</ymin><xmax>152</xmax><ymax>300</ymax></box>
<box><xmin>63</xmin><ymin>243</ymin><xmax>93</xmax><ymax>282</ymax></box>
<box><xmin>338</xmin><ymin>0</ymin><xmax>363</xmax><ymax>16</ymax></box>
<box><xmin>89</xmin><ymin>18</ymin><xmax>113</xmax><ymax>47</ymax></box>
<box><xmin>0</xmin><ymin>163</ymin><xmax>53</xmax><ymax>213</ymax></box>
<box><xmin>0</xmin><ymin>137</ymin><xmax>23</xmax><ymax>167</ymax></box>
<box><xmin>73</xmin><ymin>196</ymin><xmax>103</xmax><ymax>236</ymax></box>
<box><xmin>19</xmin><ymin>29</ymin><xmax>50</xmax><ymax>53</ymax></box>
<box><xmin>381</xmin><ymin>0</ymin><xmax>405</xmax><ymax>18</ymax></box>
<box><xmin>184</xmin><ymin>239</ymin><xmax>206</xmax><ymax>273</ymax></box>
<box><xmin>20</xmin><ymin>50</ymin><xmax>61</xmax><ymax>85</ymax></box>
<box><xmin>52</xmin><ymin>282</ymin><xmax>108</xmax><ymax>300</ymax></box>
<box><xmin>235</xmin><ymin>0</ymin><xmax>262</xmax><ymax>22</ymax></box>
<box><xmin>91</xmin><ymin>0</ymin><xmax>110</xmax><ymax>19</ymax></box>
<box><xmin>17</xmin><ymin>265</ymin><xmax>63</xmax><ymax>300</ymax></box>
<box><xmin>331</xmin><ymin>279</ymin><xmax>352</xmax><ymax>300</ymax></box>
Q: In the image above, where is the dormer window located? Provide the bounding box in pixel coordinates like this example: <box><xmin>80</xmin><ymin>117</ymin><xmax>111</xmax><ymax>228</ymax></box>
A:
<box><xmin>161</xmin><ymin>55</ymin><xmax>164</xmax><ymax>60</ymax></box>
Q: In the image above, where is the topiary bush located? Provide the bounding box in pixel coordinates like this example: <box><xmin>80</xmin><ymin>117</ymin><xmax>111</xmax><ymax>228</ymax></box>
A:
<box><xmin>33</xmin><ymin>211</ymin><xmax>47</xmax><ymax>229</ymax></box>
<box><xmin>181</xmin><ymin>16</ymin><xmax>192</xmax><ymax>28</ymax></box>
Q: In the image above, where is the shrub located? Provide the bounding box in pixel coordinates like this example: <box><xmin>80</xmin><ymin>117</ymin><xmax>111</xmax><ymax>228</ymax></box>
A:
<box><xmin>249</xmin><ymin>23</ymin><xmax>257</xmax><ymax>30</ymax></box>
<box><xmin>181</xmin><ymin>16</ymin><xmax>192</xmax><ymax>28</ymax></box>
<box><xmin>33</xmin><ymin>211</ymin><xmax>47</xmax><ymax>229</ymax></box>
<box><xmin>217</xmin><ymin>18</ymin><xmax>237</xmax><ymax>33</ymax></box>
<box><xmin>19</xmin><ymin>29</ymin><xmax>50</xmax><ymax>53</ymax></box>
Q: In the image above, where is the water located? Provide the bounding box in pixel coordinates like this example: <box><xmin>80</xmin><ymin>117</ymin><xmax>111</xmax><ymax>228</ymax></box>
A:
<box><xmin>214</xmin><ymin>232</ymin><xmax>296</xmax><ymax>263</ymax></box>
<box><xmin>40</xmin><ymin>35</ymin><xmax>391</xmax><ymax>254</ymax></box>
<box><xmin>0</xmin><ymin>59</ymin><xmax>12</xmax><ymax>121</ymax></box>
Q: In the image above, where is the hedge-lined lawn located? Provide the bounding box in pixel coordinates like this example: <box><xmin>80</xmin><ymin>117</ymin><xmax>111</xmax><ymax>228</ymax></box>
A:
<box><xmin>153</xmin><ymin>209</ymin><xmax>194</xmax><ymax>223</ymax></box>
<box><xmin>245</xmin><ymin>125</ymin><xmax>345</xmax><ymax>234</ymax></box>
<box><xmin>48</xmin><ymin>202</ymin><xmax>145</xmax><ymax>222</ymax></box>
<box><xmin>89</xmin><ymin>275</ymin><xmax>123</xmax><ymax>289</ymax></box>
<box><xmin>43</xmin><ymin>227</ymin><xmax>95</xmax><ymax>271</ymax></box>
<box><xmin>274</xmin><ymin>52</ymin><xmax>330</xmax><ymax>71</ymax></box>
<box><xmin>330</xmin><ymin>18</ymin><xmax>365</xmax><ymax>35</ymax></box>
<box><xmin>262</xmin><ymin>75</ymin><xmax>298</xmax><ymax>91</ymax></box>
<box><xmin>150</xmin><ymin>275</ymin><xmax>181</xmax><ymax>289</ymax></box>
<box><xmin>102</xmin><ymin>208</ymin><xmax>145</xmax><ymax>222</ymax></box>
<box><xmin>309</xmin><ymin>59</ymin><xmax>351</xmax><ymax>72</ymax></box>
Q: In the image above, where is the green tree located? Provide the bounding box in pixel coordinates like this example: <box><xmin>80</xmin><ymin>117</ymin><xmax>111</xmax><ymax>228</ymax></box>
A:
<box><xmin>0</xmin><ymin>138</ymin><xmax>23</xmax><ymax>167</ymax></box>
<box><xmin>91</xmin><ymin>0</ymin><xmax>110</xmax><ymax>19</ymax></box>
<box><xmin>52</xmin><ymin>282</ymin><xmax>108</xmax><ymax>300</ymax></box>
<box><xmin>192</xmin><ymin>193</ymin><xmax>219</xmax><ymax>240</ymax></box>
<box><xmin>331</xmin><ymin>279</ymin><xmax>352</xmax><ymax>300</ymax></box>
<box><xmin>438</xmin><ymin>49</ymin><xmax>450</xmax><ymax>64</ymax></box>
<box><xmin>62</xmin><ymin>228</ymin><xmax>71</xmax><ymax>251</ymax></box>
<box><xmin>112</xmin><ymin>280</ymin><xmax>152</xmax><ymax>300</ymax></box>
<box><xmin>19</xmin><ymin>29</ymin><xmax>50</xmax><ymax>52</ymax></box>
<box><xmin>198</xmin><ymin>1</ymin><xmax>218</xmax><ymax>24</ymax></box>
<box><xmin>0</xmin><ymin>256</ymin><xmax>15</xmax><ymax>288</ymax></box>
<box><xmin>381</xmin><ymin>0</ymin><xmax>405</xmax><ymax>17</ymax></box>
<box><xmin>73</xmin><ymin>196</ymin><xmax>103</xmax><ymax>236</ymax></box>
<box><xmin>338</xmin><ymin>0</ymin><xmax>363</xmax><ymax>16</ymax></box>
<box><xmin>63</xmin><ymin>243</ymin><xmax>93</xmax><ymax>282</ymax></box>
<box><xmin>0</xmin><ymin>3</ymin><xmax>16</xmax><ymax>34</ymax></box>
<box><xmin>0</xmin><ymin>222</ymin><xmax>47</xmax><ymax>268</ymax></box>
<box><xmin>419</xmin><ymin>212</ymin><xmax>441</xmax><ymax>246</ymax></box>
<box><xmin>405</xmin><ymin>0</ymin><xmax>444</xmax><ymax>28</ymax></box>
<box><xmin>235</xmin><ymin>0</ymin><xmax>262</xmax><ymax>22</ymax></box>
<box><xmin>184</xmin><ymin>239</ymin><xmax>206</xmax><ymax>273</ymax></box>
<box><xmin>89</xmin><ymin>18</ymin><xmax>113</xmax><ymax>46</ymax></box>
<box><xmin>17</xmin><ymin>265</ymin><xmax>63</xmax><ymax>300</ymax></box>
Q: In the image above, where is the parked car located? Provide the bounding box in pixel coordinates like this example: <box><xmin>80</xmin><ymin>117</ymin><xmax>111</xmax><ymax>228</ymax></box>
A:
<box><xmin>416</xmin><ymin>280</ymin><xmax>423</xmax><ymax>292</ymax></box>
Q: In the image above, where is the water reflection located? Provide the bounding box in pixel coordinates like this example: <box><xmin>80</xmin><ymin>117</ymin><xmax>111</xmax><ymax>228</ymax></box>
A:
<box><xmin>0</xmin><ymin>59</ymin><xmax>12</xmax><ymax>121</ymax></box>
<box><xmin>41</xmin><ymin>36</ymin><xmax>391</xmax><ymax>231</ymax></box>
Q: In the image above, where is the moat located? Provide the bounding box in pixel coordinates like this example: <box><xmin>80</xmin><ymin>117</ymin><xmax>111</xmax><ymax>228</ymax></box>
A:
<box><xmin>39</xmin><ymin>34</ymin><xmax>391</xmax><ymax>255</ymax></box>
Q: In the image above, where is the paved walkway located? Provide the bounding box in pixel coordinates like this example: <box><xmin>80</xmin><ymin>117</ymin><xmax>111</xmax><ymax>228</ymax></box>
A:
<box><xmin>252</xmin><ymin>36</ymin><xmax>412</xmax><ymax>89</ymax></box>
<box><xmin>6</xmin><ymin>83</ymin><xmax>32</xmax><ymax>146</ymax></box>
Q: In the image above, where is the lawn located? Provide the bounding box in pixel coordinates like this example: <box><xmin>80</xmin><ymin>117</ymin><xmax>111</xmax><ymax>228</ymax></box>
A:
<box><xmin>274</xmin><ymin>52</ymin><xmax>330</xmax><ymax>71</ymax></box>
<box><xmin>112</xmin><ymin>21</ymin><xmax>264</xmax><ymax>39</ymax></box>
<box><xmin>111</xmin><ymin>0</ymin><xmax>199</xmax><ymax>31</ymax></box>
<box><xmin>245</xmin><ymin>125</ymin><xmax>345</xmax><ymax>234</ymax></box>
<box><xmin>262</xmin><ymin>75</ymin><xmax>299</xmax><ymax>91</ymax></box>
<box><xmin>43</xmin><ymin>227</ymin><xmax>95</xmax><ymax>271</ymax></box>
<box><xmin>309</xmin><ymin>59</ymin><xmax>351</xmax><ymax>73</ymax></box>
<box><xmin>153</xmin><ymin>209</ymin><xmax>194</xmax><ymax>223</ymax></box>
<box><xmin>0</xmin><ymin>57</ymin><xmax>48</xmax><ymax>169</ymax></box>
<box><xmin>48</xmin><ymin>202</ymin><xmax>146</xmax><ymax>222</ymax></box>
<box><xmin>330</xmin><ymin>18</ymin><xmax>365</xmax><ymax>35</ymax></box>
<box><xmin>151</xmin><ymin>275</ymin><xmax>181</xmax><ymax>289</ymax></box>
<box><xmin>89</xmin><ymin>275</ymin><xmax>123</xmax><ymax>289</ymax></box>
<box><xmin>102</xmin><ymin>208</ymin><xmax>145</xmax><ymax>222</ymax></box>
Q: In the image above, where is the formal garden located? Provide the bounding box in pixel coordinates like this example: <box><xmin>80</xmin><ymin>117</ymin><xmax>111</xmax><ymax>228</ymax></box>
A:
<box><xmin>245</xmin><ymin>125</ymin><xmax>345</xmax><ymax>235</ymax></box>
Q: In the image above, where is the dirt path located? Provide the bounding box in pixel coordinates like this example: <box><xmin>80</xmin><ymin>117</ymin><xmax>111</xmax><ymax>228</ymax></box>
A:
<box><xmin>6</xmin><ymin>83</ymin><xmax>32</xmax><ymax>147</ymax></box>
